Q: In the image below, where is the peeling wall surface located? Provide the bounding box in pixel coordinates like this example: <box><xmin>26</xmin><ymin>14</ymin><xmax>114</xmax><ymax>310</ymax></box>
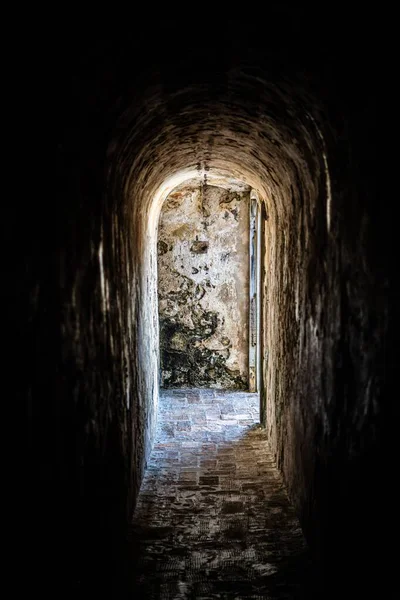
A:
<box><xmin>158</xmin><ymin>183</ymin><xmax>249</xmax><ymax>389</ymax></box>
<box><xmin>24</xmin><ymin>12</ymin><xmax>389</xmax><ymax>596</ymax></box>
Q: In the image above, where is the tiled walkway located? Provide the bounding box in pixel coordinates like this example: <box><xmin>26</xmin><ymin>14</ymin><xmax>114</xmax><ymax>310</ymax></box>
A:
<box><xmin>130</xmin><ymin>389</ymin><xmax>314</xmax><ymax>599</ymax></box>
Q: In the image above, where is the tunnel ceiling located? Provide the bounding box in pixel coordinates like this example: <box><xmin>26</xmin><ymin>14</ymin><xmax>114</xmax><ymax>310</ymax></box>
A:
<box><xmin>57</xmin><ymin>14</ymin><xmax>370</xmax><ymax>223</ymax></box>
<box><xmin>107</xmin><ymin>43</ymin><xmax>326</xmax><ymax>220</ymax></box>
<box><xmin>109</xmin><ymin>69</ymin><xmax>323</xmax><ymax>225</ymax></box>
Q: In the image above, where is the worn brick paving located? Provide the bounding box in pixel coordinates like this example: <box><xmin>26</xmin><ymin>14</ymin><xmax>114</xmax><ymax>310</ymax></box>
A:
<box><xmin>130</xmin><ymin>389</ymin><xmax>314</xmax><ymax>599</ymax></box>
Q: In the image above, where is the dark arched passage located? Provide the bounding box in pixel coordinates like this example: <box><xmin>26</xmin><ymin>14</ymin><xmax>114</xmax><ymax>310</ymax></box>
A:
<box><xmin>26</xmin><ymin>13</ymin><xmax>389</xmax><ymax>596</ymax></box>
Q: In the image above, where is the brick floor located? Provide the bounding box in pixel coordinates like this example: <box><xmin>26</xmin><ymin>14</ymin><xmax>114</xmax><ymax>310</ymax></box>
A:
<box><xmin>130</xmin><ymin>389</ymin><xmax>314</xmax><ymax>599</ymax></box>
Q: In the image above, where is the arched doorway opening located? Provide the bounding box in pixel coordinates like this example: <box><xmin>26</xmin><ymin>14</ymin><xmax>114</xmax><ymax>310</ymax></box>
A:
<box><xmin>154</xmin><ymin>174</ymin><xmax>266</xmax><ymax>424</ymax></box>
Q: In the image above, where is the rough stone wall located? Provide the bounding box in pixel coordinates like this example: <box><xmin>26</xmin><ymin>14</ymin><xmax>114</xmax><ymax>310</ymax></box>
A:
<box><xmin>33</xmin><ymin>151</ymin><xmax>156</xmax><ymax>592</ymax></box>
<box><xmin>259</xmin><ymin>97</ymin><xmax>389</xmax><ymax>594</ymax></box>
<box><xmin>157</xmin><ymin>183</ymin><xmax>249</xmax><ymax>389</ymax></box>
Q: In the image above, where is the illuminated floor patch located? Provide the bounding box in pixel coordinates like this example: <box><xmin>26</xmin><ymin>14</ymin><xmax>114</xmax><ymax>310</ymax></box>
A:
<box><xmin>130</xmin><ymin>389</ymin><xmax>314</xmax><ymax>599</ymax></box>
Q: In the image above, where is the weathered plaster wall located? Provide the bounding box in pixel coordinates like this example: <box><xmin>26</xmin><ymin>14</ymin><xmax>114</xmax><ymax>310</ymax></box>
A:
<box><xmin>157</xmin><ymin>183</ymin><xmax>249</xmax><ymax>389</ymax></box>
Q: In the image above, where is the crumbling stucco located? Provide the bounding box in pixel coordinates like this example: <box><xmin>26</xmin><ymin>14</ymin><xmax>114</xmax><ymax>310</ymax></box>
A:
<box><xmin>157</xmin><ymin>183</ymin><xmax>249</xmax><ymax>389</ymax></box>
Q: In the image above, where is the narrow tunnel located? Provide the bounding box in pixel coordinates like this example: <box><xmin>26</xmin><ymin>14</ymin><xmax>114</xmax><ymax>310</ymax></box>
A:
<box><xmin>26</xmin><ymin>11</ymin><xmax>391</xmax><ymax>598</ymax></box>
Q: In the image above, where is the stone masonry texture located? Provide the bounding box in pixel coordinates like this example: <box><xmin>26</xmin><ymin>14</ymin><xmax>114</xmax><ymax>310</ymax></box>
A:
<box><xmin>130</xmin><ymin>390</ymin><xmax>315</xmax><ymax>598</ymax></box>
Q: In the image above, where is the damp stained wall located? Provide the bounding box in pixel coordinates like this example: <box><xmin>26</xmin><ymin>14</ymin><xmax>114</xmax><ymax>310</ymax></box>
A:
<box><xmin>157</xmin><ymin>183</ymin><xmax>250</xmax><ymax>389</ymax></box>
